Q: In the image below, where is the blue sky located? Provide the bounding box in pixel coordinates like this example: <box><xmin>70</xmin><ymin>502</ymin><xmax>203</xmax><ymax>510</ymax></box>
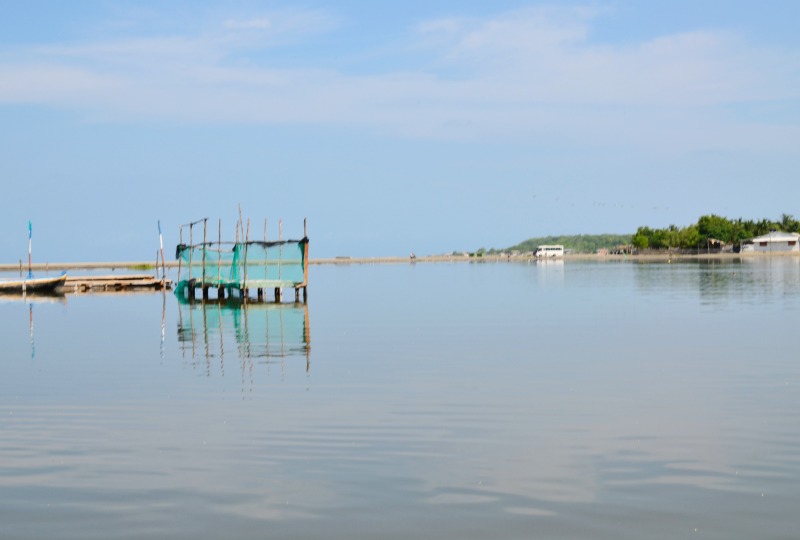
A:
<box><xmin>1</xmin><ymin>1</ymin><xmax>799</xmax><ymax>261</ymax></box>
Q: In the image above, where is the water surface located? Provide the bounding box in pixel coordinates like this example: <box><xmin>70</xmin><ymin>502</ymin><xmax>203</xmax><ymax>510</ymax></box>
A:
<box><xmin>1</xmin><ymin>258</ymin><xmax>798</xmax><ymax>539</ymax></box>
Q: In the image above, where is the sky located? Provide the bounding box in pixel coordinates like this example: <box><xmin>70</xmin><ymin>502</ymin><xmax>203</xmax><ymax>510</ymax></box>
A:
<box><xmin>1</xmin><ymin>0</ymin><xmax>799</xmax><ymax>261</ymax></box>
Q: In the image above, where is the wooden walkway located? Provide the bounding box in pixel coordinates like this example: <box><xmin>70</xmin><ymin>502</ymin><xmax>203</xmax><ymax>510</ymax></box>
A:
<box><xmin>64</xmin><ymin>274</ymin><xmax>172</xmax><ymax>293</ymax></box>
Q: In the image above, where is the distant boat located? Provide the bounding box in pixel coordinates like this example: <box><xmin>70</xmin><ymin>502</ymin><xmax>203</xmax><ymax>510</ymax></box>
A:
<box><xmin>0</xmin><ymin>273</ymin><xmax>66</xmax><ymax>294</ymax></box>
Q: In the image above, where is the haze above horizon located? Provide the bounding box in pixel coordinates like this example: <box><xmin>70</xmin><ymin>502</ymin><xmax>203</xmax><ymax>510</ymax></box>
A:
<box><xmin>2</xmin><ymin>1</ymin><xmax>799</xmax><ymax>261</ymax></box>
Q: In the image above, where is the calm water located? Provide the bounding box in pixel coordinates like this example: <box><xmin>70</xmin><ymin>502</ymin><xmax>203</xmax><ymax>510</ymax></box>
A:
<box><xmin>1</xmin><ymin>259</ymin><xmax>799</xmax><ymax>539</ymax></box>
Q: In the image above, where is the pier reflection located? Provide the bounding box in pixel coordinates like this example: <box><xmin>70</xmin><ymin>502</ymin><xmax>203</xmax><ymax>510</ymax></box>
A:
<box><xmin>176</xmin><ymin>297</ymin><xmax>311</xmax><ymax>377</ymax></box>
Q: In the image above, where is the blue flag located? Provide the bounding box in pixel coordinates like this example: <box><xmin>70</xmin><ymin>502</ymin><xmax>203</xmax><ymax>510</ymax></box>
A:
<box><xmin>28</xmin><ymin>221</ymin><xmax>32</xmax><ymax>239</ymax></box>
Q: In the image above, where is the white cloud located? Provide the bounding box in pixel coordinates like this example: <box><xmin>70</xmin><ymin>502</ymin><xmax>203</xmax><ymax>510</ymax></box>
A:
<box><xmin>414</xmin><ymin>7</ymin><xmax>794</xmax><ymax>107</ymax></box>
<box><xmin>219</xmin><ymin>8</ymin><xmax>339</xmax><ymax>43</ymax></box>
<box><xmin>420</xmin><ymin>6</ymin><xmax>592</xmax><ymax>60</ymax></box>
<box><xmin>224</xmin><ymin>18</ymin><xmax>272</xmax><ymax>31</ymax></box>
<box><xmin>0</xmin><ymin>65</ymin><xmax>122</xmax><ymax>105</ymax></box>
<box><xmin>0</xmin><ymin>5</ymin><xmax>798</xmax><ymax>151</ymax></box>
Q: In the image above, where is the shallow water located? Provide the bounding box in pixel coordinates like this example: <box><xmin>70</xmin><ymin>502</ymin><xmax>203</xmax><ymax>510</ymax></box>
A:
<box><xmin>1</xmin><ymin>258</ymin><xmax>799</xmax><ymax>539</ymax></box>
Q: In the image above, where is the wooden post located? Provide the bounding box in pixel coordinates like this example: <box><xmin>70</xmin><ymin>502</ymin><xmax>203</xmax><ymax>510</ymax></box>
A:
<box><xmin>177</xmin><ymin>226</ymin><xmax>183</xmax><ymax>285</ymax></box>
<box><xmin>274</xmin><ymin>287</ymin><xmax>281</xmax><ymax>303</ymax></box>
<box><xmin>238</xmin><ymin>204</ymin><xmax>244</xmax><ymax>249</ymax></box>
<box><xmin>202</xmin><ymin>218</ymin><xmax>207</xmax><ymax>289</ymax></box>
<box><xmin>302</xmin><ymin>218</ymin><xmax>309</xmax><ymax>300</ymax></box>
<box><xmin>264</xmin><ymin>218</ymin><xmax>269</xmax><ymax>286</ymax></box>
<box><xmin>278</xmin><ymin>219</ymin><xmax>283</xmax><ymax>282</ymax></box>
<box><xmin>243</xmin><ymin>218</ymin><xmax>250</xmax><ymax>299</ymax></box>
<box><xmin>188</xmin><ymin>223</ymin><xmax>194</xmax><ymax>280</ymax></box>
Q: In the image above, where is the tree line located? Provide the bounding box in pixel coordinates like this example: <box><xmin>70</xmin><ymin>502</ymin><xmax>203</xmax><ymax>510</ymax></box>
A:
<box><xmin>495</xmin><ymin>234</ymin><xmax>632</xmax><ymax>254</ymax></box>
<box><xmin>482</xmin><ymin>214</ymin><xmax>800</xmax><ymax>255</ymax></box>
<box><xmin>631</xmin><ymin>214</ymin><xmax>800</xmax><ymax>250</ymax></box>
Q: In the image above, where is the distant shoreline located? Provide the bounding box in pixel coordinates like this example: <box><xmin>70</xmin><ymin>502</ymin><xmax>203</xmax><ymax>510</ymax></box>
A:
<box><xmin>1</xmin><ymin>251</ymin><xmax>798</xmax><ymax>272</ymax></box>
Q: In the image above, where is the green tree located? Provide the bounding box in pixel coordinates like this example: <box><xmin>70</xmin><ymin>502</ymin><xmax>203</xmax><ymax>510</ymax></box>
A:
<box><xmin>665</xmin><ymin>225</ymin><xmax>680</xmax><ymax>249</ymax></box>
<box><xmin>631</xmin><ymin>227</ymin><xmax>652</xmax><ymax>249</ymax></box>
<box><xmin>679</xmin><ymin>225</ymin><xmax>701</xmax><ymax>248</ymax></box>
<box><xmin>650</xmin><ymin>229</ymin><xmax>669</xmax><ymax>249</ymax></box>
<box><xmin>697</xmin><ymin>214</ymin><xmax>733</xmax><ymax>243</ymax></box>
<box><xmin>754</xmin><ymin>219</ymin><xmax>774</xmax><ymax>236</ymax></box>
<box><xmin>780</xmin><ymin>214</ymin><xmax>800</xmax><ymax>233</ymax></box>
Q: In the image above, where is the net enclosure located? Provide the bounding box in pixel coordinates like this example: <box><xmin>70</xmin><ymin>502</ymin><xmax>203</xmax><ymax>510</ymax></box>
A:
<box><xmin>175</xmin><ymin>238</ymin><xmax>309</xmax><ymax>293</ymax></box>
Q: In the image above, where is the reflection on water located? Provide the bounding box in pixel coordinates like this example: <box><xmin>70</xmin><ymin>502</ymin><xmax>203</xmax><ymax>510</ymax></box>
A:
<box><xmin>633</xmin><ymin>257</ymin><xmax>800</xmax><ymax>307</ymax></box>
<box><xmin>0</xmin><ymin>292</ymin><xmax>67</xmax><ymax>359</ymax></box>
<box><xmin>176</xmin><ymin>296</ymin><xmax>311</xmax><ymax>379</ymax></box>
<box><xmin>0</xmin><ymin>261</ymin><xmax>799</xmax><ymax>540</ymax></box>
<box><xmin>533</xmin><ymin>257</ymin><xmax>564</xmax><ymax>285</ymax></box>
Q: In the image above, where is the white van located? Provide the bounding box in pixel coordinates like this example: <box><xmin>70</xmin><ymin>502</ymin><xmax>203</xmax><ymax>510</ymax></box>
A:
<box><xmin>534</xmin><ymin>245</ymin><xmax>564</xmax><ymax>257</ymax></box>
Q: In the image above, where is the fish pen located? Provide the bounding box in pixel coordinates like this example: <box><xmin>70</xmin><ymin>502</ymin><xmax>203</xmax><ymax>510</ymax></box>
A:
<box><xmin>175</xmin><ymin>217</ymin><xmax>309</xmax><ymax>303</ymax></box>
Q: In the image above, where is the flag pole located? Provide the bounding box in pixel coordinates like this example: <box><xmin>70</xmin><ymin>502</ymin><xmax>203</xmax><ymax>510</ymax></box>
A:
<box><xmin>27</xmin><ymin>221</ymin><xmax>32</xmax><ymax>279</ymax></box>
<box><xmin>158</xmin><ymin>220</ymin><xmax>166</xmax><ymax>280</ymax></box>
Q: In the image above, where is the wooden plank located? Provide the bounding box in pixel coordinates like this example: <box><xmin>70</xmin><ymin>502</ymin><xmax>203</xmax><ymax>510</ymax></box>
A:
<box><xmin>64</xmin><ymin>274</ymin><xmax>155</xmax><ymax>283</ymax></box>
<box><xmin>241</xmin><ymin>279</ymin><xmax>301</xmax><ymax>288</ymax></box>
<box><xmin>63</xmin><ymin>274</ymin><xmax>172</xmax><ymax>291</ymax></box>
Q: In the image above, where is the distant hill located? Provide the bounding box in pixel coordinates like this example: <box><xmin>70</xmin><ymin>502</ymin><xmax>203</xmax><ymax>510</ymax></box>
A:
<box><xmin>495</xmin><ymin>234</ymin><xmax>632</xmax><ymax>254</ymax></box>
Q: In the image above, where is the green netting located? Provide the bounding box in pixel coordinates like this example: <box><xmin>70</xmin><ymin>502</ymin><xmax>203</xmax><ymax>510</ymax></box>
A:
<box><xmin>176</xmin><ymin>239</ymin><xmax>307</xmax><ymax>291</ymax></box>
<box><xmin>177</xmin><ymin>302</ymin><xmax>310</xmax><ymax>359</ymax></box>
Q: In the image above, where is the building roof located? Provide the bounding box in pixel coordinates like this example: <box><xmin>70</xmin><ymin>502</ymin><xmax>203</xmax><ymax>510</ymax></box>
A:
<box><xmin>750</xmin><ymin>231</ymin><xmax>800</xmax><ymax>243</ymax></box>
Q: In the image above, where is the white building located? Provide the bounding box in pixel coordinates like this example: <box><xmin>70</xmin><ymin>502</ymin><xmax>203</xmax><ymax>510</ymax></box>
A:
<box><xmin>747</xmin><ymin>231</ymin><xmax>800</xmax><ymax>253</ymax></box>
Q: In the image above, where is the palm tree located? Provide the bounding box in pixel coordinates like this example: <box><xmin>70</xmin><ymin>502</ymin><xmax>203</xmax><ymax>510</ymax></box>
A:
<box><xmin>779</xmin><ymin>214</ymin><xmax>800</xmax><ymax>233</ymax></box>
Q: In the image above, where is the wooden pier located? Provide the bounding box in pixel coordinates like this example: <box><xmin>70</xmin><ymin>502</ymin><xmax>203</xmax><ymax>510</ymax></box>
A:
<box><xmin>64</xmin><ymin>274</ymin><xmax>172</xmax><ymax>293</ymax></box>
<box><xmin>176</xmin><ymin>216</ymin><xmax>309</xmax><ymax>304</ymax></box>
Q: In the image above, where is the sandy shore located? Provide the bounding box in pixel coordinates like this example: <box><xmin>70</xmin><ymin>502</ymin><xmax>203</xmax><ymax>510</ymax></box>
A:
<box><xmin>1</xmin><ymin>251</ymin><xmax>797</xmax><ymax>272</ymax></box>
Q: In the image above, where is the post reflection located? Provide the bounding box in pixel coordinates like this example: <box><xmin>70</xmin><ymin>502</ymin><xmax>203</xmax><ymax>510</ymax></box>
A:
<box><xmin>176</xmin><ymin>296</ymin><xmax>311</xmax><ymax>379</ymax></box>
<box><xmin>0</xmin><ymin>291</ymin><xmax>67</xmax><ymax>359</ymax></box>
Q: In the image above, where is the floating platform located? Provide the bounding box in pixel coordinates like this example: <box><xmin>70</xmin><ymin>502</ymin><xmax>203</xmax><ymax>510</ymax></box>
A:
<box><xmin>64</xmin><ymin>274</ymin><xmax>172</xmax><ymax>293</ymax></box>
